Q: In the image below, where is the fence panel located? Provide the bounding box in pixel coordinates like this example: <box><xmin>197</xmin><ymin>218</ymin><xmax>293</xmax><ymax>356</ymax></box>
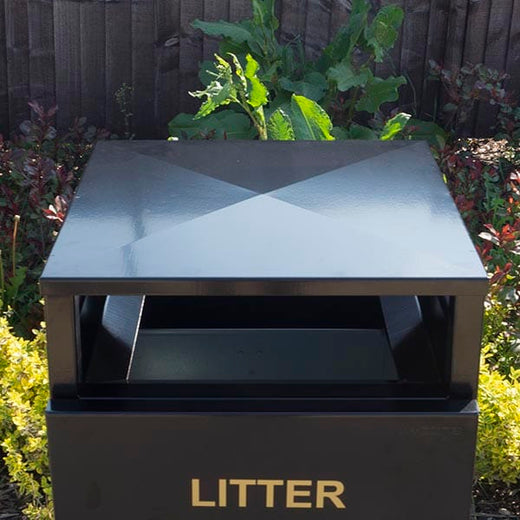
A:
<box><xmin>0</xmin><ymin>0</ymin><xmax>519</xmax><ymax>137</ymax></box>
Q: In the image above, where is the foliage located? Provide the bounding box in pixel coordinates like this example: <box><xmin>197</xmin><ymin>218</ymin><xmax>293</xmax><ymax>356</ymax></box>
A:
<box><xmin>170</xmin><ymin>0</ymin><xmax>410</xmax><ymax>141</ymax></box>
<box><xmin>168</xmin><ymin>110</ymin><xmax>256</xmax><ymax>140</ymax></box>
<box><xmin>438</xmin><ymin>139</ymin><xmax>520</xmax><ymax>307</ymax></box>
<box><xmin>115</xmin><ymin>83</ymin><xmax>135</xmax><ymax>139</ymax></box>
<box><xmin>0</xmin><ymin>317</ymin><xmax>52</xmax><ymax>519</ymax></box>
<box><xmin>438</xmin><ymin>138</ymin><xmax>520</xmax><ymax>376</ymax></box>
<box><xmin>190</xmin><ymin>53</ymin><xmax>270</xmax><ymax>140</ymax></box>
<box><xmin>429</xmin><ymin>61</ymin><xmax>520</xmax><ymax>138</ymax></box>
<box><xmin>476</xmin><ymin>362</ymin><xmax>520</xmax><ymax>486</ymax></box>
<box><xmin>0</xmin><ymin>102</ymin><xmax>105</xmax><ymax>337</ymax></box>
<box><xmin>435</xmin><ymin>136</ymin><xmax>520</xmax><ymax>486</ymax></box>
<box><xmin>404</xmin><ymin>118</ymin><xmax>449</xmax><ymax>148</ymax></box>
<box><xmin>187</xmin><ymin>52</ymin><xmax>335</xmax><ymax>141</ymax></box>
<box><xmin>482</xmin><ymin>297</ymin><xmax>520</xmax><ymax>377</ymax></box>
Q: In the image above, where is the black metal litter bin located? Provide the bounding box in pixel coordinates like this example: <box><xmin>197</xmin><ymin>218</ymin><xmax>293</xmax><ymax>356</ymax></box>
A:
<box><xmin>41</xmin><ymin>140</ymin><xmax>488</xmax><ymax>520</ymax></box>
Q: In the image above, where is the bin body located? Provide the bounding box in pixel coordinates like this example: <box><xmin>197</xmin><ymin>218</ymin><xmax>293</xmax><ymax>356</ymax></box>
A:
<box><xmin>41</xmin><ymin>140</ymin><xmax>488</xmax><ymax>520</ymax></box>
<box><xmin>48</xmin><ymin>406</ymin><xmax>477</xmax><ymax>520</ymax></box>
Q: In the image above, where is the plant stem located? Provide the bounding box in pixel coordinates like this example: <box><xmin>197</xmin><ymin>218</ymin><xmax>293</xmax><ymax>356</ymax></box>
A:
<box><xmin>12</xmin><ymin>214</ymin><xmax>20</xmax><ymax>276</ymax></box>
<box><xmin>240</xmin><ymin>98</ymin><xmax>268</xmax><ymax>140</ymax></box>
<box><xmin>0</xmin><ymin>249</ymin><xmax>4</xmax><ymax>297</ymax></box>
<box><xmin>346</xmin><ymin>86</ymin><xmax>361</xmax><ymax>127</ymax></box>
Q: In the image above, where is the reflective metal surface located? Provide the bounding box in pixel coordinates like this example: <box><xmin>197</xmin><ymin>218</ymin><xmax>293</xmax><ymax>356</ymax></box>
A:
<box><xmin>41</xmin><ymin>140</ymin><xmax>487</xmax><ymax>296</ymax></box>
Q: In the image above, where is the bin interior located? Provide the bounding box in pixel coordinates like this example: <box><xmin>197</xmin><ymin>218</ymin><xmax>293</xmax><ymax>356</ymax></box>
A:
<box><xmin>78</xmin><ymin>294</ymin><xmax>452</xmax><ymax>398</ymax></box>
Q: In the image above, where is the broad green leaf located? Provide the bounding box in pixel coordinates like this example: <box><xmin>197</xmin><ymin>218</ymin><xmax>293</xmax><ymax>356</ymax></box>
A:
<box><xmin>168</xmin><ymin>111</ymin><xmax>255</xmax><ymax>140</ymax></box>
<box><xmin>191</xmin><ymin>55</ymin><xmax>242</xmax><ymax>118</ymax></box>
<box><xmin>192</xmin><ymin>19</ymin><xmax>253</xmax><ymax>44</ymax></box>
<box><xmin>281</xmin><ymin>45</ymin><xmax>297</xmax><ymax>78</ymax></box>
<box><xmin>278</xmin><ymin>72</ymin><xmax>328</xmax><ymax>101</ymax></box>
<box><xmin>290</xmin><ymin>94</ymin><xmax>334</xmax><ymax>141</ymax></box>
<box><xmin>380</xmin><ymin>112</ymin><xmax>411</xmax><ymax>140</ymax></box>
<box><xmin>199</xmin><ymin>60</ymin><xmax>219</xmax><ymax>87</ymax></box>
<box><xmin>331</xmin><ymin>126</ymin><xmax>350</xmax><ymax>140</ymax></box>
<box><xmin>265</xmin><ymin>97</ymin><xmax>291</xmax><ymax>120</ymax></box>
<box><xmin>245</xmin><ymin>54</ymin><xmax>269</xmax><ymax>107</ymax></box>
<box><xmin>230</xmin><ymin>53</ymin><xmax>248</xmax><ymax>92</ymax></box>
<box><xmin>245</xmin><ymin>53</ymin><xmax>260</xmax><ymax>78</ymax></box>
<box><xmin>407</xmin><ymin>118</ymin><xmax>449</xmax><ymax>148</ymax></box>
<box><xmin>322</xmin><ymin>0</ymin><xmax>370</xmax><ymax>65</ymax></box>
<box><xmin>348</xmin><ymin>124</ymin><xmax>378</xmax><ymax>140</ymax></box>
<box><xmin>356</xmin><ymin>75</ymin><xmax>406</xmax><ymax>113</ymax></box>
<box><xmin>365</xmin><ymin>6</ymin><xmax>404</xmax><ymax>62</ymax></box>
<box><xmin>218</xmin><ymin>40</ymin><xmax>251</xmax><ymax>61</ymax></box>
<box><xmin>191</xmin><ymin>80</ymin><xmax>235</xmax><ymax>118</ymax></box>
<box><xmin>5</xmin><ymin>267</ymin><xmax>27</xmax><ymax>302</ymax></box>
<box><xmin>267</xmin><ymin>109</ymin><xmax>295</xmax><ymax>140</ymax></box>
<box><xmin>252</xmin><ymin>0</ymin><xmax>278</xmax><ymax>29</ymax></box>
<box><xmin>327</xmin><ymin>62</ymin><xmax>372</xmax><ymax>92</ymax></box>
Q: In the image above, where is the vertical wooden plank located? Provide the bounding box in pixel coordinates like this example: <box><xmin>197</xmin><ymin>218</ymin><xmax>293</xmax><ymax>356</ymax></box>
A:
<box><xmin>443</xmin><ymin>0</ymin><xmax>469</xmax><ymax>72</ymax></box>
<box><xmin>462</xmin><ymin>0</ymin><xmax>490</xmax><ymax>136</ymax></box>
<box><xmin>329</xmin><ymin>0</ymin><xmax>349</xmax><ymax>42</ymax></box>
<box><xmin>305</xmin><ymin>0</ymin><xmax>332</xmax><ymax>60</ymax></box>
<box><xmin>179</xmin><ymin>0</ymin><xmax>204</xmax><ymax>114</ymax></box>
<box><xmin>420</xmin><ymin>0</ymin><xmax>450</xmax><ymax>120</ymax></box>
<box><xmin>54</xmin><ymin>0</ymin><xmax>80</xmax><ymax>131</ymax></box>
<box><xmin>154</xmin><ymin>0</ymin><xmax>181</xmax><ymax>137</ymax></box>
<box><xmin>505</xmin><ymin>0</ymin><xmax>520</xmax><ymax>98</ymax></box>
<box><xmin>280</xmin><ymin>0</ymin><xmax>307</xmax><ymax>45</ymax></box>
<box><xmin>476</xmin><ymin>0</ymin><xmax>514</xmax><ymax>136</ymax></box>
<box><xmin>27</xmin><ymin>0</ymin><xmax>55</xmax><ymax>115</ymax></box>
<box><xmin>105</xmin><ymin>0</ymin><xmax>132</xmax><ymax>135</ymax></box>
<box><xmin>203</xmin><ymin>0</ymin><xmax>229</xmax><ymax>60</ymax></box>
<box><xmin>399</xmin><ymin>0</ymin><xmax>431</xmax><ymax>114</ymax></box>
<box><xmin>80</xmin><ymin>0</ymin><xmax>105</xmax><ymax>128</ymax></box>
<box><xmin>0</xmin><ymin>0</ymin><xmax>9</xmax><ymax>135</ymax></box>
<box><xmin>462</xmin><ymin>0</ymin><xmax>490</xmax><ymax>65</ymax></box>
<box><xmin>441</xmin><ymin>0</ymin><xmax>469</xmax><ymax>132</ymax></box>
<box><xmin>229</xmin><ymin>0</ymin><xmax>252</xmax><ymax>22</ymax></box>
<box><xmin>5</xmin><ymin>0</ymin><xmax>30</xmax><ymax>131</ymax></box>
<box><xmin>131</xmin><ymin>0</ymin><xmax>156</xmax><ymax>137</ymax></box>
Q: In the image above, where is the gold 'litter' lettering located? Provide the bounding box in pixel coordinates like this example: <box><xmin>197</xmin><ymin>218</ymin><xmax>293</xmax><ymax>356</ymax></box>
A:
<box><xmin>316</xmin><ymin>480</ymin><xmax>346</xmax><ymax>509</ymax></box>
<box><xmin>286</xmin><ymin>480</ymin><xmax>312</xmax><ymax>508</ymax></box>
<box><xmin>191</xmin><ymin>479</ymin><xmax>216</xmax><ymax>507</ymax></box>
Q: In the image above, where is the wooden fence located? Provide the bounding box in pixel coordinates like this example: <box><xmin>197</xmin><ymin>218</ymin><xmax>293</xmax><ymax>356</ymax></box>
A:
<box><xmin>0</xmin><ymin>0</ymin><xmax>519</xmax><ymax>138</ymax></box>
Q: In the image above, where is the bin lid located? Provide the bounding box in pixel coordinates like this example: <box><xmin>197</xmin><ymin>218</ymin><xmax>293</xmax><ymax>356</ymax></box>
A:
<box><xmin>41</xmin><ymin>140</ymin><xmax>488</xmax><ymax>296</ymax></box>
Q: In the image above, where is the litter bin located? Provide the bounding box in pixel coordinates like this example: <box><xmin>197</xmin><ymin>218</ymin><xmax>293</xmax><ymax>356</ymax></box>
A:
<box><xmin>42</xmin><ymin>140</ymin><xmax>488</xmax><ymax>520</ymax></box>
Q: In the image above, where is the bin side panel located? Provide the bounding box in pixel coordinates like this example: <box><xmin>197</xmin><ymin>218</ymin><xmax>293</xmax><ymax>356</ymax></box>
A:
<box><xmin>47</xmin><ymin>410</ymin><xmax>477</xmax><ymax>520</ymax></box>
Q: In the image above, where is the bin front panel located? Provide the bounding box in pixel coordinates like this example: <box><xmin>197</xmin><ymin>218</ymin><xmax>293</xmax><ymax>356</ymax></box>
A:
<box><xmin>47</xmin><ymin>406</ymin><xmax>477</xmax><ymax>520</ymax></box>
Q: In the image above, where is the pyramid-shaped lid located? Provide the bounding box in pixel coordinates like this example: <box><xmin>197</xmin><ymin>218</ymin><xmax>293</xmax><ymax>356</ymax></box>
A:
<box><xmin>41</xmin><ymin>140</ymin><xmax>487</xmax><ymax>296</ymax></box>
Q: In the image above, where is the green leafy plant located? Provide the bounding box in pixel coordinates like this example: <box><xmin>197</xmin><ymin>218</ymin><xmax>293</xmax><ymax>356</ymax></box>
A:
<box><xmin>429</xmin><ymin>60</ymin><xmax>520</xmax><ymax>138</ymax></box>
<box><xmin>173</xmin><ymin>52</ymin><xmax>335</xmax><ymax>141</ymax></box>
<box><xmin>0</xmin><ymin>102</ymin><xmax>105</xmax><ymax>337</ymax></box>
<box><xmin>170</xmin><ymin>0</ymin><xmax>410</xmax><ymax>140</ymax></box>
<box><xmin>191</xmin><ymin>53</ymin><xmax>270</xmax><ymax>139</ymax></box>
<box><xmin>476</xmin><ymin>362</ymin><xmax>520</xmax><ymax>486</ymax></box>
<box><xmin>482</xmin><ymin>298</ymin><xmax>520</xmax><ymax>378</ymax></box>
<box><xmin>0</xmin><ymin>318</ymin><xmax>52</xmax><ymax>519</ymax></box>
<box><xmin>115</xmin><ymin>83</ymin><xmax>135</xmax><ymax>139</ymax></box>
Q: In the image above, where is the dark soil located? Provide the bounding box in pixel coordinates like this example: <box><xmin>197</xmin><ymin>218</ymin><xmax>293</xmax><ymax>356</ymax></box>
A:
<box><xmin>473</xmin><ymin>482</ymin><xmax>520</xmax><ymax>519</ymax></box>
<box><xmin>0</xmin><ymin>466</ymin><xmax>23</xmax><ymax>520</ymax></box>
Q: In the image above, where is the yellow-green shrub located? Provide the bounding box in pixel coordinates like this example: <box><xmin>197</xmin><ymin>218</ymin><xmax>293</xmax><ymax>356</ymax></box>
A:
<box><xmin>476</xmin><ymin>361</ymin><xmax>520</xmax><ymax>485</ymax></box>
<box><xmin>0</xmin><ymin>317</ymin><xmax>53</xmax><ymax>519</ymax></box>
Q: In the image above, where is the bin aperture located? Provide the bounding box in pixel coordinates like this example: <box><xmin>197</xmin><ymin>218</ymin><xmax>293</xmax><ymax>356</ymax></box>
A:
<box><xmin>81</xmin><ymin>294</ymin><xmax>449</xmax><ymax>390</ymax></box>
<box><xmin>41</xmin><ymin>140</ymin><xmax>487</xmax><ymax>520</ymax></box>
